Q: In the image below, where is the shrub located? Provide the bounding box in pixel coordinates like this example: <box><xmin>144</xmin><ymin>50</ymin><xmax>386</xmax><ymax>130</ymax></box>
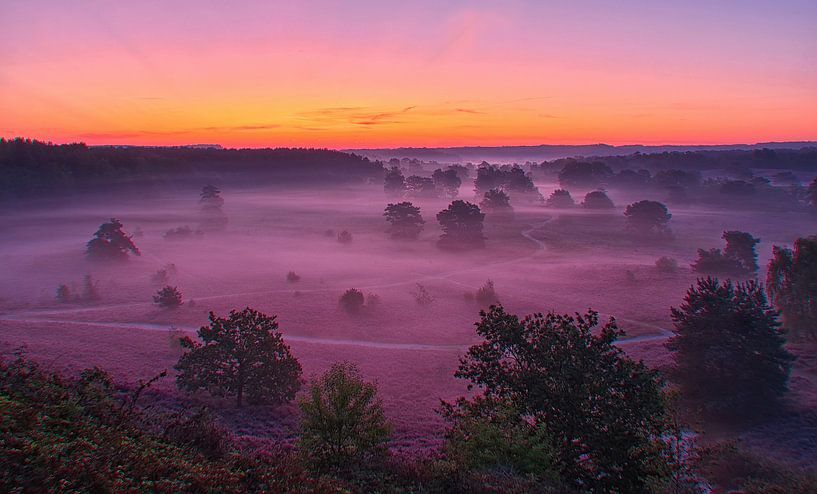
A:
<box><xmin>656</xmin><ymin>256</ymin><xmax>679</xmax><ymax>273</ymax></box>
<box><xmin>412</xmin><ymin>284</ymin><xmax>435</xmax><ymax>305</ymax></box>
<box><xmin>624</xmin><ymin>200</ymin><xmax>672</xmax><ymax>237</ymax></box>
<box><xmin>286</xmin><ymin>271</ymin><xmax>301</xmax><ymax>282</ymax></box>
<box><xmin>666</xmin><ymin>278</ymin><xmax>794</xmax><ymax>417</ymax></box>
<box><xmin>581</xmin><ymin>190</ymin><xmax>615</xmax><ymax>209</ymax></box>
<box><xmin>337</xmin><ymin>230</ymin><xmax>353</xmax><ymax>243</ymax></box>
<box><xmin>365</xmin><ymin>293</ymin><xmax>381</xmax><ymax>308</ymax></box>
<box><xmin>82</xmin><ymin>274</ymin><xmax>100</xmax><ymax>302</ymax></box>
<box><xmin>86</xmin><ymin>218</ymin><xmax>140</xmax><ymax>261</ymax></box>
<box><xmin>154</xmin><ymin>286</ymin><xmax>183</xmax><ymax>309</ymax></box>
<box><xmin>56</xmin><ymin>284</ymin><xmax>72</xmax><ymax>303</ymax></box>
<box><xmin>339</xmin><ymin>289</ymin><xmax>365</xmax><ymax>313</ymax></box>
<box><xmin>545</xmin><ymin>189</ymin><xmax>575</xmax><ymax>208</ymax></box>
<box><xmin>175</xmin><ymin>308</ymin><xmax>302</xmax><ymax>407</ymax></box>
<box><xmin>298</xmin><ymin>362</ymin><xmax>390</xmax><ymax>471</ymax></box>
<box><xmin>474</xmin><ymin>280</ymin><xmax>499</xmax><ymax>306</ymax></box>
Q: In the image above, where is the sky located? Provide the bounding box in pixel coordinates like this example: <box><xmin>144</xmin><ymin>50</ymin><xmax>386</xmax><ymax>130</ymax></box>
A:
<box><xmin>1</xmin><ymin>0</ymin><xmax>815</xmax><ymax>149</ymax></box>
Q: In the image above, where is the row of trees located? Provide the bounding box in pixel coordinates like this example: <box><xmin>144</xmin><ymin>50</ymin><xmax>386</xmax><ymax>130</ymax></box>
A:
<box><xmin>545</xmin><ymin>189</ymin><xmax>615</xmax><ymax>209</ymax></box>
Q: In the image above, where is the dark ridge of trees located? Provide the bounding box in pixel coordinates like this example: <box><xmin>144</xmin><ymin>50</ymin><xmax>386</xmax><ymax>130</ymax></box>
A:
<box><xmin>445</xmin><ymin>306</ymin><xmax>670</xmax><ymax>492</ymax></box>
<box><xmin>666</xmin><ymin>278</ymin><xmax>794</xmax><ymax>418</ymax></box>
<box><xmin>623</xmin><ymin>200</ymin><xmax>672</xmax><ymax>237</ymax></box>
<box><xmin>581</xmin><ymin>190</ymin><xmax>614</xmax><ymax>209</ymax></box>
<box><xmin>545</xmin><ymin>189</ymin><xmax>575</xmax><ymax>208</ymax></box>
<box><xmin>175</xmin><ymin>308</ymin><xmax>302</xmax><ymax>408</ymax></box>
<box><xmin>767</xmin><ymin>236</ymin><xmax>817</xmax><ymax>339</ymax></box>
<box><xmin>474</xmin><ymin>164</ymin><xmax>539</xmax><ymax>198</ymax></box>
<box><xmin>436</xmin><ymin>200</ymin><xmax>486</xmax><ymax>250</ymax></box>
<box><xmin>692</xmin><ymin>231</ymin><xmax>760</xmax><ymax>276</ymax></box>
<box><xmin>432</xmin><ymin>168</ymin><xmax>462</xmax><ymax>198</ymax></box>
<box><xmin>479</xmin><ymin>188</ymin><xmax>513</xmax><ymax>213</ymax></box>
<box><xmin>653</xmin><ymin>169</ymin><xmax>702</xmax><ymax>189</ymax></box>
<box><xmin>383</xmin><ymin>166</ymin><xmax>406</xmax><ymax>198</ymax></box>
<box><xmin>383</xmin><ymin>202</ymin><xmax>424</xmax><ymax>240</ymax></box>
<box><xmin>557</xmin><ymin>161</ymin><xmax>613</xmax><ymax>188</ymax></box>
<box><xmin>86</xmin><ymin>218</ymin><xmax>140</xmax><ymax>261</ymax></box>
<box><xmin>0</xmin><ymin>137</ymin><xmax>383</xmax><ymax>199</ymax></box>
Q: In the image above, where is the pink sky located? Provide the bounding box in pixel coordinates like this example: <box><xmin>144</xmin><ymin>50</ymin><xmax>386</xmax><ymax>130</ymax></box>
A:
<box><xmin>1</xmin><ymin>1</ymin><xmax>815</xmax><ymax>148</ymax></box>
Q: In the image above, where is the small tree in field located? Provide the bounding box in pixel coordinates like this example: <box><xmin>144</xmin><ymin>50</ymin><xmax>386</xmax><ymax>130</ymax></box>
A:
<box><xmin>175</xmin><ymin>308</ymin><xmax>302</xmax><ymax>407</ymax></box>
<box><xmin>480</xmin><ymin>188</ymin><xmax>513</xmax><ymax>213</ymax></box>
<box><xmin>448</xmin><ymin>306</ymin><xmax>670</xmax><ymax>492</ymax></box>
<box><xmin>767</xmin><ymin>236</ymin><xmax>817</xmax><ymax>339</ymax></box>
<box><xmin>383</xmin><ymin>202</ymin><xmax>424</xmax><ymax>240</ymax></box>
<box><xmin>582</xmin><ymin>190</ymin><xmax>615</xmax><ymax>209</ymax></box>
<box><xmin>86</xmin><ymin>218</ymin><xmax>140</xmax><ymax>261</ymax></box>
<box><xmin>545</xmin><ymin>189</ymin><xmax>575</xmax><ymax>208</ymax></box>
<box><xmin>337</xmin><ymin>230</ymin><xmax>353</xmax><ymax>244</ymax></box>
<box><xmin>666</xmin><ymin>278</ymin><xmax>794</xmax><ymax>417</ymax></box>
<box><xmin>298</xmin><ymin>362</ymin><xmax>390</xmax><ymax>471</ymax></box>
<box><xmin>436</xmin><ymin>200</ymin><xmax>486</xmax><ymax>249</ymax></box>
<box><xmin>624</xmin><ymin>200</ymin><xmax>672</xmax><ymax>236</ymax></box>
<box><xmin>339</xmin><ymin>288</ymin><xmax>365</xmax><ymax>313</ymax></box>
<box><xmin>154</xmin><ymin>285</ymin><xmax>183</xmax><ymax>308</ymax></box>
<box><xmin>692</xmin><ymin>231</ymin><xmax>760</xmax><ymax>276</ymax></box>
<box><xmin>56</xmin><ymin>284</ymin><xmax>72</xmax><ymax>303</ymax></box>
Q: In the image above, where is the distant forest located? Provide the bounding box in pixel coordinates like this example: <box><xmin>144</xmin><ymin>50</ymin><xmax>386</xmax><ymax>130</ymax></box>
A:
<box><xmin>0</xmin><ymin>138</ymin><xmax>383</xmax><ymax>199</ymax></box>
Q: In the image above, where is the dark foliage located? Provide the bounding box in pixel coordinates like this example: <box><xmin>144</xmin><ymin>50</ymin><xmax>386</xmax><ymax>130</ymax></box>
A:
<box><xmin>383</xmin><ymin>166</ymin><xmax>406</xmax><ymax>198</ymax></box>
<box><xmin>383</xmin><ymin>201</ymin><xmax>425</xmax><ymax>240</ymax></box>
<box><xmin>655</xmin><ymin>256</ymin><xmax>679</xmax><ymax>273</ymax></box>
<box><xmin>56</xmin><ymin>284</ymin><xmax>71</xmax><ymax>303</ymax></box>
<box><xmin>175</xmin><ymin>308</ymin><xmax>302</xmax><ymax>407</ymax></box>
<box><xmin>474</xmin><ymin>164</ymin><xmax>539</xmax><ymax>197</ymax></box>
<box><xmin>557</xmin><ymin>161</ymin><xmax>613</xmax><ymax>188</ymax></box>
<box><xmin>624</xmin><ymin>200</ymin><xmax>672</xmax><ymax>237</ymax></box>
<box><xmin>336</xmin><ymin>230</ymin><xmax>353</xmax><ymax>243</ymax></box>
<box><xmin>808</xmin><ymin>177</ymin><xmax>817</xmax><ymax>208</ymax></box>
<box><xmin>449</xmin><ymin>306</ymin><xmax>670</xmax><ymax>492</ymax></box>
<box><xmin>286</xmin><ymin>271</ymin><xmax>301</xmax><ymax>282</ymax></box>
<box><xmin>436</xmin><ymin>200</ymin><xmax>486</xmax><ymax>250</ymax></box>
<box><xmin>666</xmin><ymin>278</ymin><xmax>794</xmax><ymax>417</ymax></box>
<box><xmin>767</xmin><ymin>236</ymin><xmax>817</xmax><ymax>339</ymax></box>
<box><xmin>405</xmin><ymin>175</ymin><xmax>437</xmax><ymax>198</ymax></box>
<box><xmin>474</xmin><ymin>279</ymin><xmax>499</xmax><ymax>306</ymax></box>
<box><xmin>479</xmin><ymin>188</ymin><xmax>513</xmax><ymax>213</ymax></box>
<box><xmin>692</xmin><ymin>231</ymin><xmax>760</xmax><ymax>275</ymax></box>
<box><xmin>86</xmin><ymin>218</ymin><xmax>140</xmax><ymax>261</ymax></box>
<box><xmin>432</xmin><ymin>168</ymin><xmax>462</xmax><ymax>198</ymax></box>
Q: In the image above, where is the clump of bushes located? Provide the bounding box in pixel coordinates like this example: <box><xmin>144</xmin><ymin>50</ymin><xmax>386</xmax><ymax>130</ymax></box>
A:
<box><xmin>286</xmin><ymin>271</ymin><xmax>301</xmax><ymax>282</ymax></box>
<box><xmin>545</xmin><ymin>189</ymin><xmax>575</xmax><ymax>208</ymax></box>
<box><xmin>581</xmin><ymin>190</ymin><xmax>615</xmax><ymax>209</ymax></box>
<box><xmin>151</xmin><ymin>263</ymin><xmax>178</xmax><ymax>285</ymax></box>
<box><xmin>154</xmin><ymin>286</ymin><xmax>183</xmax><ymax>308</ymax></box>
<box><xmin>473</xmin><ymin>280</ymin><xmax>499</xmax><ymax>306</ymax></box>
<box><xmin>339</xmin><ymin>288</ymin><xmax>365</xmax><ymax>313</ymax></box>
<box><xmin>656</xmin><ymin>256</ymin><xmax>679</xmax><ymax>273</ymax></box>
<box><xmin>56</xmin><ymin>274</ymin><xmax>101</xmax><ymax>303</ymax></box>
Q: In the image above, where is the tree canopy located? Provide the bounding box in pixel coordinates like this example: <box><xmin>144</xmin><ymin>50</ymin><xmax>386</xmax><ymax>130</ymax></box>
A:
<box><xmin>383</xmin><ymin>202</ymin><xmax>424</xmax><ymax>240</ymax></box>
<box><xmin>448</xmin><ymin>305</ymin><xmax>670</xmax><ymax>492</ymax></box>
<box><xmin>175</xmin><ymin>308</ymin><xmax>302</xmax><ymax>407</ymax></box>
<box><xmin>623</xmin><ymin>200</ymin><xmax>672</xmax><ymax>236</ymax></box>
<box><xmin>86</xmin><ymin>218</ymin><xmax>140</xmax><ymax>261</ymax></box>
<box><xmin>692</xmin><ymin>231</ymin><xmax>760</xmax><ymax>276</ymax></box>
<box><xmin>666</xmin><ymin>278</ymin><xmax>794</xmax><ymax>417</ymax></box>
<box><xmin>766</xmin><ymin>236</ymin><xmax>817</xmax><ymax>339</ymax></box>
<box><xmin>436</xmin><ymin>200</ymin><xmax>486</xmax><ymax>249</ymax></box>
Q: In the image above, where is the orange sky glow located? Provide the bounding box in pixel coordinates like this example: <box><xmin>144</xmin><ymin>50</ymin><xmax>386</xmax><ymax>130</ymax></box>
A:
<box><xmin>1</xmin><ymin>1</ymin><xmax>815</xmax><ymax>149</ymax></box>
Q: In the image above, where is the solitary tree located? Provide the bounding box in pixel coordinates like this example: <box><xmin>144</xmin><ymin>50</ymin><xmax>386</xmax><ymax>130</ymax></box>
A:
<box><xmin>766</xmin><ymin>236</ymin><xmax>817</xmax><ymax>339</ymax></box>
<box><xmin>448</xmin><ymin>306</ymin><xmax>670</xmax><ymax>492</ymax></box>
<box><xmin>298</xmin><ymin>362</ymin><xmax>390</xmax><ymax>470</ymax></box>
<box><xmin>479</xmin><ymin>188</ymin><xmax>513</xmax><ymax>213</ymax></box>
<box><xmin>199</xmin><ymin>184</ymin><xmax>227</xmax><ymax>229</ymax></box>
<box><xmin>807</xmin><ymin>177</ymin><xmax>817</xmax><ymax>209</ymax></box>
<box><xmin>339</xmin><ymin>288</ymin><xmax>365</xmax><ymax>313</ymax></box>
<box><xmin>86</xmin><ymin>218</ymin><xmax>140</xmax><ymax>261</ymax></box>
<box><xmin>383</xmin><ymin>166</ymin><xmax>406</xmax><ymax>198</ymax></box>
<box><xmin>175</xmin><ymin>308</ymin><xmax>302</xmax><ymax>407</ymax></box>
<box><xmin>581</xmin><ymin>190</ymin><xmax>615</xmax><ymax>209</ymax></box>
<box><xmin>432</xmin><ymin>168</ymin><xmax>462</xmax><ymax>199</ymax></box>
<box><xmin>383</xmin><ymin>202</ymin><xmax>424</xmax><ymax>240</ymax></box>
<box><xmin>666</xmin><ymin>278</ymin><xmax>794</xmax><ymax>416</ymax></box>
<box><xmin>154</xmin><ymin>285</ymin><xmax>183</xmax><ymax>308</ymax></box>
<box><xmin>624</xmin><ymin>200</ymin><xmax>672</xmax><ymax>236</ymax></box>
<box><xmin>436</xmin><ymin>200</ymin><xmax>486</xmax><ymax>249</ymax></box>
<box><xmin>545</xmin><ymin>189</ymin><xmax>575</xmax><ymax>208</ymax></box>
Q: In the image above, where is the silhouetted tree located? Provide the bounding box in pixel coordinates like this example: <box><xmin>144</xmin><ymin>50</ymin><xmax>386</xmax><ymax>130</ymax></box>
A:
<box><xmin>474</xmin><ymin>280</ymin><xmax>499</xmax><ymax>306</ymax></box>
<box><xmin>56</xmin><ymin>284</ymin><xmax>71</xmax><ymax>303</ymax></box>
<box><xmin>432</xmin><ymin>168</ymin><xmax>462</xmax><ymax>198</ymax></box>
<box><xmin>175</xmin><ymin>308</ymin><xmax>301</xmax><ymax>407</ymax></box>
<box><xmin>436</xmin><ymin>200</ymin><xmax>486</xmax><ymax>249</ymax></box>
<box><xmin>336</xmin><ymin>230</ymin><xmax>352</xmax><ymax>243</ymax></box>
<box><xmin>448</xmin><ymin>306</ymin><xmax>669</xmax><ymax>492</ymax></box>
<box><xmin>199</xmin><ymin>185</ymin><xmax>227</xmax><ymax>229</ymax></box>
<box><xmin>808</xmin><ymin>177</ymin><xmax>817</xmax><ymax>208</ymax></box>
<box><xmin>383</xmin><ymin>166</ymin><xmax>406</xmax><ymax>198</ymax></box>
<box><xmin>692</xmin><ymin>231</ymin><xmax>759</xmax><ymax>275</ymax></box>
<box><xmin>339</xmin><ymin>288</ymin><xmax>365</xmax><ymax>313</ymax></box>
<box><xmin>624</xmin><ymin>200</ymin><xmax>671</xmax><ymax>236</ymax></box>
<box><xmin>479</xmin><ymin>188</ymin><xmax>512</xmax><ymax>213</ymax></box>
<box><xmin>383</xmin><ymin>202</ymin><xmax>424</xmax><ymax>240</ymax></box>
<box><xmin>154</xmin><ymin>286</ymin><xmax>183</xmax><ymax>308</ymax></box>
<box><xmin>286</xmin><ymin>271</ymin><xmax>301</xmax><ymax>282</ymax></box>
<box><xmin>545</xmin><ymin>189</ymin><xmax>575</xmax><ymax>208</ymax></box>
<box><xmin>298</xmin><ymin>362</ymin><xmax>390</xmax><ymax>471</ymax></box>
<box><xmin>86</xmin><ymin>218</ymin><xmax>140</xmax><ymax>261</ymax></box>
<box><xmin>666</xmin><ymin>278</ymin><xmax>794</xmax><ymax>417</ymax></box>
<box><xmin>767</xmin><ymin>236</ymin><xmax>817</xmax><ymax>339</ymax></box>
<box><xmin>405</xmin><ymin>175</ymin><xmax>437</xmax><ymax>197</ymax></box>
<box><xmin>82</xmin><ymin>274</ymin><xmax>100</xmax><ymax>302</ymax></box>
<box><xmin>581</xmin><ymin>190</ymin><xmax>614</xmax><ymax>209</ymax></box>
<box><xmin>655</xmin><ymin>256</ymin><xmax>679</xmax><ymax>273</ymax></box>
